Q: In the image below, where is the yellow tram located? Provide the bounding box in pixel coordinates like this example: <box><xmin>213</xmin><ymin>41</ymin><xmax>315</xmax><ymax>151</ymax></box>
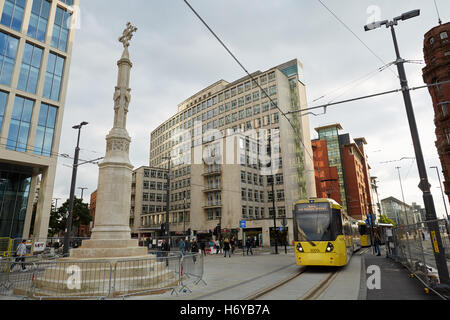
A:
<box><xmin>358</xmin><ymin>221</ymin><xmax>372</xmax><ymax>247</ymax></box>
<box><xmin>293</xmin><ymin>198</ymin><xmax>361</xmax><ymax>267</ymax></box>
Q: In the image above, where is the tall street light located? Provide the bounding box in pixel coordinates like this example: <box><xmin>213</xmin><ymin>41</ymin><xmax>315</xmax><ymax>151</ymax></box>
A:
<box><xmin>365</xmin><ymin>9</ymin><xmax>449</xmax><ymax>286</ymax></box>
<box><xmin>63</xmin><ymin>121</ymin><xmax>88</xmax><ymax>256</ymax></box>
<box><xmin>162</xmin><ymin>156</ymin><xmax>171</xmax><ymax>250</ymax></box>
<box><xmin>430</xmin><ymin>166</ymin><xmax>450</xmax><ymax>222</ymax></box>
<box><xmin>78</xmin><ymin>187</ymin><xmax>88</xmax><ymax>202</ymax></box>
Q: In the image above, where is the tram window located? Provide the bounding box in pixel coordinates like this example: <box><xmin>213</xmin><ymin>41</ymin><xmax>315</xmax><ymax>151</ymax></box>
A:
<box><xmin>332</xmin><ymin>209</ymin><xmax>343</xmax><ymax>236</ymax></box>
<box><xmin>359</xmin><ymin>224</ymin><xmax>368</xmax><ymax>235</ymax></box>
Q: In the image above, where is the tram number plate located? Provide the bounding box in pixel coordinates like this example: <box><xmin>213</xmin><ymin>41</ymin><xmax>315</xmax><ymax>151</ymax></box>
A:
<box><xmin>310</xmin><ymin>249</ymin><xmax>321</xmax><ymax>253</ymax></box>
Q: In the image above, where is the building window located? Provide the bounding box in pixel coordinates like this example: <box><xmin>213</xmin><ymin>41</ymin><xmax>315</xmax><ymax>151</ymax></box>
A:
<box><xmin>242</xmin><ymin>206</ymin><xmax>247</xmax><ymax>218</ymax></box>
<box><xmin>1</xmin><ymin>0</ymin><xmax>26</xmax><ymax>32</ymax></box>
<box><xmin>0</xmin><ymin>91</ymin><xmax>9</xmax><ymax>132</ymax></box>
<box><xmin>241</xmin><ymin>188</ymin><xmax>246</xmax><ymax>201</ymax></box>
<box><xmin>269</xmin><ymin>85</ymin><xmax>277</xmax><ymax>96</ymax></box>
<box><xmin>7</xmin><ymin>96</ymin><xmax>34</xmax><ymax>152</ymax></box>
<box><xmin>34</xmin><ymin>103</ymin><xmax>57</xmax><ymax>156</ymax></box>
<box><xmin>60</xmin><ymin>0</ymin><xmax>74</xmax><ymax>6</ymax></box>
<box><xmin>43</xmin><ymin>53</ymin><xmax>65</xmax><ymax>101</ymax></box>
<box><xmin>27</xmin><ymin>0</ymin><xmax>51</xmax><ymax>42</ymax></box>
<box><xmin>440</xmin><ymin>32</ymin><xmax>448</xmax><ymax>40</ymax></box>
<box><xmin>18</xmin><ymin>43</ymin><xmax>43</xmax><ymax>94</ymax></box>
<box><xmin>277</xmin><ymin>190</ymin><xmax>285</xmax><ymax>202</ymax></box>
<box><xmin>278</xmin><ymin>207</ymin><xmax>286</xmax><ymax>218</ymax></box>
<box><xmin>51</xmin><ymin>6</ymin><xmax>72</xmax><ymax>51</ymax></box>
<box><xmin>0</xmin><ymin>32</ymin><xmax>19</xmax><ymax>86</ymax></box>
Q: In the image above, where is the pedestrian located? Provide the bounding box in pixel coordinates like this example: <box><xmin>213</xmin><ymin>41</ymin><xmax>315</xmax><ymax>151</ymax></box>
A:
<box><xmin>191</xmin><ymin>238</ymin><xmax>199</xmax><ymax>263</ymax></box>
<box><xmin>11</xmin><ymin>240</ymin><xmax>27</xmax><ymax>272</ymax></box>
<box><xmin>374</xmin><ymin>230</ymin><xmax>381</xmax><ymax>256</ymax></box>
<box><xmin>246</xmin><ymin>236</ymin><xmax>253</xmax><ymax>256</ymax></box>
<box><xmin>230</xmin><ymin>236</ymin><xmax>236</xmax><ymax>254</ymax></box>
<box><xmin>223</xmin><ymin>238</ymin><xmax>231</xmax><ymax>258</ymax></box>
<box><xmin>179</xmin><ymin>238</ymin><xmax>186</xmax><ymax>256</ymax></box>
<box><xmin>215</xmin><ymin>239</ymin><xmax>220</xmax><ymax>255</ymax></box>
<box><xmin>161</xmin><ymin>239</ymin><xmax>170</xmax><ymax>266</ymax></box>
<box><xmin>200</xmin><ymin>240</ymin><xmax>206</xmax><ymax>256</ymax></box>
<box><xmin>209</xmin><ymin>240</ymin><xmax>214</xmax><ymax>255</ymax></box>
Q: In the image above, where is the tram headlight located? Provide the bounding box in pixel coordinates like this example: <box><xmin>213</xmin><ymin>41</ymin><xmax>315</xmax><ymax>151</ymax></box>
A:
<box><xmin>326</xmin><ymin>243</ymin><xmax>334</xmax><ymax>253</ymax></box>
<box><xmin>296</xmin><ymin>243</ymin><xmax>304</xmax><ymax>253</ymax></box>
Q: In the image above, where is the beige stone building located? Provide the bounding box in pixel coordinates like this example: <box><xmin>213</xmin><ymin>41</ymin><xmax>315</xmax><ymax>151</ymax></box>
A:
<box><xmin>141</xmin><ymin>59</ymin><xmax>315</xmax><ymax>247</ymax></box>
<box><xmin>0</xmin><ymin>0</ymin><xmax>78</xmax><ymax>240</ymax></box>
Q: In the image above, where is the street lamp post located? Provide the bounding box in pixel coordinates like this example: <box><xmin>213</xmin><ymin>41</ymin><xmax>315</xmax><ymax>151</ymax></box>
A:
<box><xmin>183</xmin><ymin>190</ymin><xmax>186</xmax><ymax>237</ymax></box>
<box><xmin>430</xmin><ymin>166</ymin><xmax>450</xmax><ymax>222</ymax></box>
<box><xmin>365</xmin><ymin>10</ymin><xmax>450</xmax><ymax>286</ymax></box>
<box><xmin>78</xmin><ymin>187</ymin><xmax>88</xmax><ymax>202</ymax></box>
<box><xmin>162</xmin><ymin>156</ymin><xmax>171</xmax><ymax>251</ymax></box>
<box><xmin>63</xmin><ymin>121</ymin><xmax>88</xmax><ymax>256</ymax></box>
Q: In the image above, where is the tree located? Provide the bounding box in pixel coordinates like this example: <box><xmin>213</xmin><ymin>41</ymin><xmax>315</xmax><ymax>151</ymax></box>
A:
<box><xmin>48</xmin><ymin>198</ymin><xmax>91</xmax><ymax>236</ymax></box>
<box><xmin>379</xmin><ymin>214</ymin><xmax>397</xmax><ymax>227</ymax></box>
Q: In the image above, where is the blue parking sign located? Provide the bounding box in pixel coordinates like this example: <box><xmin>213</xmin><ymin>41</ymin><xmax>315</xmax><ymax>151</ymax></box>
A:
<box><xmin>240</xmin><ymin>220</ymin><xmax>246</xmax><ymax>228</ymax></box>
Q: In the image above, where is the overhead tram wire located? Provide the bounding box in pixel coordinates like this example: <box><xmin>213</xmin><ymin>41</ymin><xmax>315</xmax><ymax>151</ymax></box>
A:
<box><xmin>182</xmin><ymin>0</ymin><xmax>315</xmax><ymax>162</ymax></box>
<box><xmin>316</xmin><ymin>0</ymin><xmax>399</xmax><ymax>80</ymax></box>
<box><xmin>311</xmin><ymin>62</ymin><xmax>395</xmax><ymax>103</ymax></box>
<box><xmin>285</xmin><ymin>79</ymin><xmax>450</xmax><ymax>116</ymax></box>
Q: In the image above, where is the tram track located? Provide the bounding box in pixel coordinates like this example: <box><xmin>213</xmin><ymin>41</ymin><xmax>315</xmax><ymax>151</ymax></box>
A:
<box><xmin>242</xmin><ymin>267</ymin><xmax>307</xmax><ymax>300</ymax></box>
<box><xmin>299</xmin><ymin>270</ymin><xmax>340</xmax><ymax>300</ymax></box>
<box><xmin>243</xmin><ymin>266</ymin><xmax>341</xmax><ymax>301</ymax></box>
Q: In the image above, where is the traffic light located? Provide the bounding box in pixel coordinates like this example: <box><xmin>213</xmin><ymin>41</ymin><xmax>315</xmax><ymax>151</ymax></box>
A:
<box><xmin>160</xmin><ymin>224</ymin><xmax>165</xmax><ymax>234</ymax></box>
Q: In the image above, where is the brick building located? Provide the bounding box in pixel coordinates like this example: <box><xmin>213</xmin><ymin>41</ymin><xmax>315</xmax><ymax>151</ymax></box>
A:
<box><xmin>422</xmin><ymin>22</ymin><xmax>450</xmax><ymax>203</ymax></box>
<box><xmin>312</xmin><ymin>124</ymin><xmax>374</xmax><ymax>220</ymax></box>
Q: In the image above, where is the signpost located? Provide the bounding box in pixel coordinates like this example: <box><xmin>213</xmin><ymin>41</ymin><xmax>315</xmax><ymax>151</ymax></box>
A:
<box><xmin>240</xmin><ymin>220</ymin><xmax>246</xmax><ymax>256</ymax></box>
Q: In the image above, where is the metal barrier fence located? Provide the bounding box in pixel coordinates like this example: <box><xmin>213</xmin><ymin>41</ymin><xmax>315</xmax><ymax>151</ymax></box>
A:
<box><xmin>0</xmin><ymin>252</ymin><xmax>205</xmax><ymax>300</ymax></box>
<box><xmin>180</xmin><ymin>253</ymin><xmax>206</xmax><ymax>293</ymax></box>
<box><xmin>388</xmin><ymin>219</ymin><xmax>450</xmax><ymax>297</ymax></box>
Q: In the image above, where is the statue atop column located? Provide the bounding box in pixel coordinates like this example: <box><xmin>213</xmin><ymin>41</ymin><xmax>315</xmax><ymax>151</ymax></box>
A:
<box><xmin>70</xmin><ymin>22</ymin><xmax>147</xmax><ymax>256</ymax></box>
<box><xmin>119</xmin><ymin>22</ymin><xmax>138</xmax><ymax>48</ymax></box>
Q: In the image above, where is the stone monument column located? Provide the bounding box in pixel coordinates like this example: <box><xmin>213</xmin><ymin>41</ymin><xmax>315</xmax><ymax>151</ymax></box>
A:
<box><xmin>70</xmin><ymin>22</ymin><xmax>147</xmax><ymax>258</ymax></box>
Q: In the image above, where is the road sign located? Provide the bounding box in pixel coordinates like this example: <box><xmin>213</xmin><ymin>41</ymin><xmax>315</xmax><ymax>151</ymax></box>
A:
<box><xmin>240</xmin><ymin>220</ymin><xmax>246</xmax><ymax>228</ymax></box>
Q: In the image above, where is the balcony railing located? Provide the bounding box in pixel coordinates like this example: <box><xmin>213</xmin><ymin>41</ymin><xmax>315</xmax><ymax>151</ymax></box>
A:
<box><xmin>203</xmin><ymin>165</ymin><xmax>222</xmax><ymax>176</ymax></box>
<box><xmin>203</xmin><ymin>201</ymin><xmax>222</xmax><ymax>208</ymax></box>
<box><xmin>203</xmin><ymin>184</ymin><xmax>221</xmax><ymax>192</ymax></box>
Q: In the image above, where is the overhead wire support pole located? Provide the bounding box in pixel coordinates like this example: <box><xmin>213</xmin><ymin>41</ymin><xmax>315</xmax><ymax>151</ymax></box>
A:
<box><xmin>364</xmin><ymin>10</ymin><xmax>450</xmax><ymax>288</ymax></box>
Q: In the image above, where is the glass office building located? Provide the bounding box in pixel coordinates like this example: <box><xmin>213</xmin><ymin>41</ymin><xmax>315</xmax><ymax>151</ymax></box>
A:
<box><xmin>0</xmin><ymin>0</ymin><xmax>78</xmax><ymax>239</ymax></box>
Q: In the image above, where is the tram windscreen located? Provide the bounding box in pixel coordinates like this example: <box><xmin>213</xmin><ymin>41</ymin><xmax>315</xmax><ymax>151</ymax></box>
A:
<box><xmin>294</xmin><ymin>202</ymin><xmax>333</xmax><ymax>242</ymax></box>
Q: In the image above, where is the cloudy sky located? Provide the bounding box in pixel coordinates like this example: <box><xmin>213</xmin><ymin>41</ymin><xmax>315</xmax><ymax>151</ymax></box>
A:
<box><xmin>53</xmin><ymin>0</ymin><xmax>449</xmax><ymax>219</ymax></box>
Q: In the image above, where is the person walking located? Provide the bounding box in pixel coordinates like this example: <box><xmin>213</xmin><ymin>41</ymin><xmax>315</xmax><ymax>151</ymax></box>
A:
<box><xmin>246</xmin><ymin>236</ymin><xmax>253</xmax><ymax>256</ymax></box>
<box><xmin>374</xmin><ymin>230</ymin><xmax>381</xmax><ymax>256</ymax></box>
<box><xmin>230</xmin><ymin>236</ymin><xmax>236</xmax><ymax>255</ymax></box>
<box><xmin>200</xmin><ymin>240</ymin><xmax>206</xmax><ymax>256</ymax></box>
<box><xmin>191</xmin><ymin>238</ymin><xmax>199</xmax><ymax>263</ymax></box>
<box><xmin>223</xmin><ymin>238</ymin><xmax>231</xmax><ymax>258</ymax></box>
<box><xmin>215</xmin><ymin>239</ymin><xmax>220</xmax><ymax>255</ymax></box>
<box><xmin>161</xmin><ymin>239</ymin><xmax>170</xmax><ymax>266</ymax></box>
<box><xmin>209</xmin><ymin>240</ymin><xmax>214</xmax><ymax>255</ymax></box>
<box><xmin>179</xmin><ymin>238</ymin><xmax>186</xmax><ymax>256</ymax></box>
<box><xmin>11</xmin><ymin>240</ymin><xmax>27</xmax><ymax>272</ymax></box>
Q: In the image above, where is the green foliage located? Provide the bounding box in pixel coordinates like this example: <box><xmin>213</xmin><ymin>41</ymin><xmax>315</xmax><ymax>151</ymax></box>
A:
<box><xmin>48</xmin><ymin>198</ymin><xmax>91</xmax><ymax>236</ymax></box>
<box><xmin>379</xmin><ymin>214</ymin><xmax>396</xmax><ymax>227</ymax></box>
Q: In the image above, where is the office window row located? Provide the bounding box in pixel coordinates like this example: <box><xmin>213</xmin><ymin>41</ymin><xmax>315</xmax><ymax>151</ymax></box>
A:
<box><xmin>1</xmin><ymin>93</ymin><xmax>56</xmax><ymax>156</ymax></box>
<box><xmin>1</xmin><ymin>0</ymin><xmax>71</xmax><ymax>52</ymax></box>
<box><xmin>0</xmin><ymin>31</ymin><xmax>65</xmax><ymax>101</ymax></box>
